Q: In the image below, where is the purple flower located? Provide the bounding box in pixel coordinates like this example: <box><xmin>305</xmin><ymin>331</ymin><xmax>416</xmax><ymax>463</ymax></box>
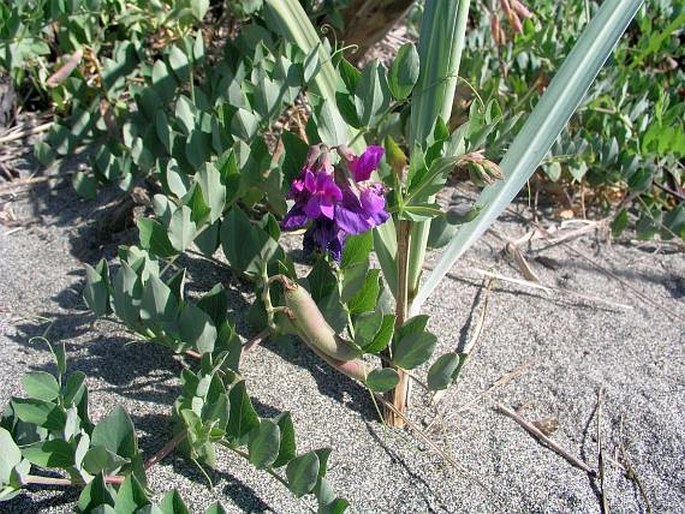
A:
<box><xmin>349</xmin><ymin>146</ymin><xmax>385</xmax><ymax>181</ymax></box>
<box><xmin>303</xmin><ymin>170</ymin><xmax>342</xmax><ymax>220</ymax></box>
<box><xmin>281</xmin><ymin>145</ymin><xmax>388</xmax><ymax>261</ymax></box>
<box><xmin>336</xmin><ymin>185</ymin><xmax>389</xmax><ymax>235</ymax></box>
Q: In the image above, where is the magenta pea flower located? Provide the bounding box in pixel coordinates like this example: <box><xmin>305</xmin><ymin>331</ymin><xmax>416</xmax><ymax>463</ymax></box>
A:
<box><xmin>348</xmin><ymin>145</ymin><xmax>385</xmax><ymax>181</ymax></box>
<box><xmin>281</xmin><ymin>144</ymin><xmax>389</xmax><ymax>262</ymax></box>
<box><xmin>303</xmin><ymin>170</ymin><xmax>342</xmax><ymax>220</ymax></box>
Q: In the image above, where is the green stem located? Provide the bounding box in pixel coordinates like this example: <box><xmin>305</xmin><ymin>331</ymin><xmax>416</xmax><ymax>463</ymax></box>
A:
<box><xmin>384</xmin><ymin>220</ymin><xmax>411</xmax><ymax>427</ymax></box>
<box><xmin>218</xmin><ymin>442</ymin><xmax>291</xmax><ymax>491</ymax></box>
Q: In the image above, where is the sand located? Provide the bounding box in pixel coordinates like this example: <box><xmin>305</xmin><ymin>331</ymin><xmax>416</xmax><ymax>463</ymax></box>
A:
<box><xmin>1</xmin><ymin>167</ymin><xmax>683</xmax><ymax>513</ymax></box>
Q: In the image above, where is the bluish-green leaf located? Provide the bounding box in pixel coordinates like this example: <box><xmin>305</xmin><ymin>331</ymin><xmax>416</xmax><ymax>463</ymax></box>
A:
<box><xmin>427</xmin><ymin>352</ymin><xmax>462</xmax><ymax>390</ymax></box>
<box><xmin>248</xmin><ymin>420</ymin><xmax>281</xmax><ymax>469</ymax></box>
<box><xmin>82</xmin><ymin>445</ymin><xmax>129</xmax><ymax>475</ymax></box>
<box><xmin>21</xmin><ymin>439</ymin><xmax>74</xmax><ymax>469</ymax></box>
<box><xmin>179</xmin><ymin>304</ymin><xmax>217</xmax><ymax>354</ymax></box>
<box><xmin>78</xmin><ymin>473</ymin><xmax>116</xmax><ymax>512</ymax></box>
<box><xmin>137</xmin><ymin>218</ymin><xmax>176</xmax><ymax>259</ymax></box>
<box><xmin>226</xmin><ymin>381</ymin><xmax>259</xmax><ymax>446</ymax></box>
<box><xmin>159</xmin><ymin>489</ymin><xmax>190</xmax><ymax>514</ymax></box>
<box><xmin>113</xmin><ymin>474</ymin><xmax>150</xmax><ymax>514</ymax></box>
<box><xmin>168</xmin><ymin>206</ymin><xmax>197</xmax><ymax>252</ymax></box>
<box><xmin>11</xmin><ymin>398</ymin><xmax>66</xmax><ymax>431</ymax></box>
<box><xmin>286</xmin><ymin>452</ymin><xmax>320</xmax><ymax>497</ymax></box>
<box><xmin>84</xmin><ymin>262</ymin><xmax>111</xmax><ymax>316</ymax></box>
<box><xmin>141</xmin><ymin>275</ymin><xmax>178</xmax><ymax>323</ymax></box>
<box><xmin>22</xmin><ymin>371</ymin><xmax>60</xmax><ymax>401</ymax></box>
<box><xmin>91</xmin><ymin>406</ymin><xmax>137</xmax><ymax>460</ymax></box>
<box><xmin>0</xmin><ymin>427</ymin><xmax>23</xmax><ymax>484</ymax></box>
<box><xmin>392</xmin><ymin>332</ymin><xmax>437</xmax><ymax>370</ymax></box>
<box><xmin>365</xmin><ymin>368</ymin><xmax>400</xmax><ymax>393</ymax></box>
<box><xmin>272</xmin><ymin>412</ymin><xmax>296</xmax><ymax>468</ymax></box>
<box><xmin>388</xmin><ymin>43</ymin><xmax>420</xmax><ymax>100</ymax></box>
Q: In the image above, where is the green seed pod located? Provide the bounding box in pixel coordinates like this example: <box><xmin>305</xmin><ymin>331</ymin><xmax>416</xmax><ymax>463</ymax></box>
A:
<box><xmin>282</xmin><ymin>278</ymin><xmax>360</xmax><ymax>362</ymax></box>
<box><xmin>307</xmin><ymin>344</ymin><xmax>373</xmax><ymax>383</ymax></box>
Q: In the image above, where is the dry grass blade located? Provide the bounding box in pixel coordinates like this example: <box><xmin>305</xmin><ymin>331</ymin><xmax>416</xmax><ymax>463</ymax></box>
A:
<box><xmin>495</xmin><ymin>403</ymin><xmax>598</xmax><ymax>476</ymax></box>
<box><xmin>0</xmin><ymin>121</ymin><xmax>52</xmax><ymax>144</ymax></box>
<box><xmin>470</xmin><ymin>268</ymin><xmax>633</xmax><ymax>311</ymax></box>
<box><xmin>596</xmin><ymin>389</ymin><xmax>609</xmax><ymax>514</ymax></box>
<box><xmin>373</xmin><ymin>391</ymin><xmax>496</xmax><ymax>498</ymax></box>
<box><xmin>454</xmin><ymin>360</ymin><xmax>535</xmax><ymax>414</ymax></box>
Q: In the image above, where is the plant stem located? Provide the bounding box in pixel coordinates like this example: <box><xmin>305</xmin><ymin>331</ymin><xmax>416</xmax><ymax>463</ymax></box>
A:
<box><xmin>217</xmin><ymin>442</ymin><xmax>292</xmax><ymax>492</ymax></box>
<box><xmin>144</xmin><ymin>431</ymin><xmax>187</xmax><ymax>469</ymax></box>
<box><xmin>24</xmin><ymin>474</ymin><xmax>124</xmax><ymax>486</ymax></box>
<box><xmin>383</xmin><ymin>220</ymin><xmax>411</xmax><ymax>427</ymax></box>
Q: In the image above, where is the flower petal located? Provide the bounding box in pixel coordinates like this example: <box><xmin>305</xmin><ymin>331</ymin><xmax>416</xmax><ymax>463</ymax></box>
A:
<box><xmin>350</xmin><ymin>146</ymin><xmax>384</xmax><ymax>181</ymax></box>
<box><xmin>304</xmin><ymin>196</ymin><xmax>322</xmax><ymax>219</ymax></box>
<box><xmin>281</xmin><ymin>205</ymin><xmax>308</xmax><ymax>230</ymax></box>
<box><xmin>335</xmin><ymin>205</ymin><xmax>372</xmax><ymax>234</ymax></box>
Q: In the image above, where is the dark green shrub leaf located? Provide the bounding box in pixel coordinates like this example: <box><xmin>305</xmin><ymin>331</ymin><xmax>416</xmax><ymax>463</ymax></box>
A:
<box><xmin>286</xmin><ymin>452</ymin><xmax>320</xmax><ymax>497</ymax></box>
<box><xmin>248</xmin><ymin>420</ymin><xmax>281</xmax><ymax>469</ymax></box>
<box><xmin>388</xmin><ymin>43</ymin><xmax>420</xmax><ymax>100</ymax></box>
<box><xmin>22</xmin><ymin>371</ymin><xmax>60</xmax><ymax>401</ymax></box>
<box><xmin>365</xmin><ymin>368</ymin><xmax>400</xmax><ymax>393</ymax></box>
<box><xmin>427</xmin><ymin>353</ymin><xmax>462</xmax><ymax>390</ymax></box>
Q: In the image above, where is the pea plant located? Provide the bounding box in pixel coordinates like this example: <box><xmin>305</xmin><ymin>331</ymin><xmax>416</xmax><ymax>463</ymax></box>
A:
<box><xmin>2</xmin><ymin>0</ymin><xmax>645</xmax><ymax>511</ymax></box>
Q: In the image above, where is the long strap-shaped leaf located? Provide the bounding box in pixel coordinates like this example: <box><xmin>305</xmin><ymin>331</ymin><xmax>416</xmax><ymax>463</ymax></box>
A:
<box><xmin>406</xmin><ymin>0</ymin><xmax>471</xmax><ymax>298</ymax></box>
<box><xmin>410</xmin><ymin>0</ymin><xmax>644</xmax><ymax>314</ymax></box>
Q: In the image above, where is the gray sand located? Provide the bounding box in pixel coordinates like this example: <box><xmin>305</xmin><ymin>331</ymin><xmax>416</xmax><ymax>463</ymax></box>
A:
<box><xmin>1</xmin><ymin>172</ymin><xmax>683</xmax><ymax>513</ymax></box>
